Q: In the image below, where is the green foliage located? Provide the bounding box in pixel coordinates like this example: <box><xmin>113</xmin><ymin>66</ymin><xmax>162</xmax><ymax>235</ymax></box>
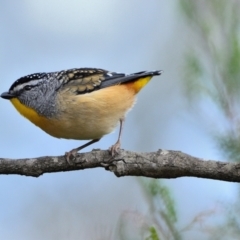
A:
<box><xmin>140</xmin><ymin>179</ymin><xmax>181</xmax><ymax>240</ymax></box>
<box><xmin>217</xmin><ymin>134</ymin><xmax>240</xmax><ymax>162</ymax></box>
<box><xmin>116</xmin><ymin>177</ymin><xmax>217</xmax><ymax>239</ymax></box>
<box><xmin>145</xmin><ymin>227</ymin><xmax>160</xmax><ymax>240</ymax></box>
<box><xmin>179</xmin><ymin>0</ymin><xmax>240</xmax><ymax>162</ymax></box>
<box><xmin>179</xmin><ymin>0</ymin><xmax>240</xmax><ymax>238</ymax></box>
<box><xmin>147</xmin><ymin>179</ymin><xmax>177</xmax><ymax>223</ymax></box>
<box><xmin>115</xmin><ymin>179</ymin><xmax>181</xmax><ymax>240</ymax></box>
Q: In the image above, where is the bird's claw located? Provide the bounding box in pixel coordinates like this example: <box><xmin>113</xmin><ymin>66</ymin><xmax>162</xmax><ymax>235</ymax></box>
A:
<box><xmin>109</xmin><ymin>141</ymin><xmax>121</xmax><ymax>156</ymax></box>
<box><xmin>65</xmin><ymin>150</ymin><xmax>78</xmax><ymax>165</ymax></box>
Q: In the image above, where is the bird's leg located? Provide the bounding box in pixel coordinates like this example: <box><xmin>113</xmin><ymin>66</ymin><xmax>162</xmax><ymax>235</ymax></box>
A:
<box><xmin>65</xmin><ymin>138</ymin><xmax>100</xmax><ymax>164</ymax></box>
<box><xmin>109</xmin><ymin>118</ymin><xmax>125</xmax><ymax>156</ymax></box>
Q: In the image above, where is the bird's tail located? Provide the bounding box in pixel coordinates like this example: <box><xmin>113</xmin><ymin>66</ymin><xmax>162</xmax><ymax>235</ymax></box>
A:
<box><xmin>126</xmin><ymin>70</ymin><xmax>163</xmax><ymax>94</ymax></box>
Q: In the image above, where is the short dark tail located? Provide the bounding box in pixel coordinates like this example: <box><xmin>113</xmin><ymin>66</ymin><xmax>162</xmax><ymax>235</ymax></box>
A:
<box><xmin>100</xmin><ymin>70</ymin><xmax>163</xmax><ymax>89</ymax></box>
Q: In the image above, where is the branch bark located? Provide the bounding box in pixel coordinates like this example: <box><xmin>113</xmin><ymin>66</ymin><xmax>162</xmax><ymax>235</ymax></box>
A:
<box><xmin>0</xmin><ymin>149</ymin><xmax>240</xmax><ymax>182</ymax></box>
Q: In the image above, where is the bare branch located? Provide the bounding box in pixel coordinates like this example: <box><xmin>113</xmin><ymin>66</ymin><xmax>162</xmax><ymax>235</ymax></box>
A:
<box><xmin>0</xmin><ymin>149</ymin><xmax>239</xmax><ymax>182</ymax></box>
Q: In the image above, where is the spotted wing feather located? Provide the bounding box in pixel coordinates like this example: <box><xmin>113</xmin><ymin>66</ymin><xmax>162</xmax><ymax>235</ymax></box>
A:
<box><xmin>57</xmin><ymin>68</ymin><xmax>125</xmax><ymax>94</ymax></box>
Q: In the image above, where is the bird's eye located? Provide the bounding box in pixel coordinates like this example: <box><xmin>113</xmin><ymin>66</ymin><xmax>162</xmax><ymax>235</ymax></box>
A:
<box><xmin>24</xmin><ymin>85</ymin><xmax>32</xmax><ymax>90</ymax></box>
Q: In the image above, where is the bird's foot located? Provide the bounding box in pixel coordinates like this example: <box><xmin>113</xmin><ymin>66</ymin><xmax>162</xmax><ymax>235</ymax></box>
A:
<box><xmin>65</xmin><ymin>149</ymin><xmax>78</xmax><ymax>165</ymax></box>
<box><xmin>109</xmin><ymin>141</ymin><xmax>121</xmax><ymax>156</ymax></box>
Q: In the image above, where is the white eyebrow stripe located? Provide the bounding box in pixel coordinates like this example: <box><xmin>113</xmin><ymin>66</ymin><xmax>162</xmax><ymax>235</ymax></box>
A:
<box><xmin>13</xmin><ymin>79</ymin><xmax>43</xmax><ymax>92</ymax></box>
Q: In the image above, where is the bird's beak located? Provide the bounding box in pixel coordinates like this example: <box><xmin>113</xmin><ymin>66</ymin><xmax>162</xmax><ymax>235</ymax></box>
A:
<box><xmin>1</xmin><ymin>91</ymin><xmax>16</xmax><ymax>100</ymax></box>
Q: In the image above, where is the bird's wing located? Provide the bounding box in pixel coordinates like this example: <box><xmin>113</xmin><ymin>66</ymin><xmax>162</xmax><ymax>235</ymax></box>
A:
<box><xmin>57</xmin><ymin>68</ymin><xmax>162</xmax><ymax>94</ymax></box>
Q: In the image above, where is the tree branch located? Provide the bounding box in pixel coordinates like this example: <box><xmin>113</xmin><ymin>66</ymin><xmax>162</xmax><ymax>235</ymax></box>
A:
<box><xmin>0</xmin><ymin>149</ymin><xmax>239</xmax><ymax>182</ymax></box>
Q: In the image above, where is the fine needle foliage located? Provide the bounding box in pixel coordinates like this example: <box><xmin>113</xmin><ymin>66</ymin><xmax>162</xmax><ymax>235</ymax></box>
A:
<box><xmin>179</xmin><ymin>0</ymin><xmax>240</xmax><ymax>239</ymax></box>
<box><xmin>141</xmin><ymin>179</ymin><xmax>179</xmax><ymax>240</ymax></box>
<box><xmin>145</xmin><ymin>227</ymin><xmax>160</xmax><ymax>240</ymax></box>
<box><xmin>179</xmin><ymin>0</ymin><xmax>240</xmax><ymax>162</ymax></box>
<box><xmin>115</xmin><ymin>178</ymin><xmax>218</xmax><ymax>240</ymax></box>
<box><xmin>115</xmin><ymin>179</ymin><xmax>180</xmax><ymax>240</ymax></box>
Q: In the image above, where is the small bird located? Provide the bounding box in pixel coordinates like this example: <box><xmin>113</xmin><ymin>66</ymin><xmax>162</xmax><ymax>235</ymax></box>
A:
<box><xmin>1</xmin><ymin>68</ymin><xmax>162</xmax><ymax>161</ymax></box>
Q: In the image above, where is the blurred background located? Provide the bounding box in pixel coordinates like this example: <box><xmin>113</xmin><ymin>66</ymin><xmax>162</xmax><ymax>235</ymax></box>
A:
<box><xmin>1</xmin><ymin>0</ymin><xmax>240</xmax><ymax>239</ymax></box>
